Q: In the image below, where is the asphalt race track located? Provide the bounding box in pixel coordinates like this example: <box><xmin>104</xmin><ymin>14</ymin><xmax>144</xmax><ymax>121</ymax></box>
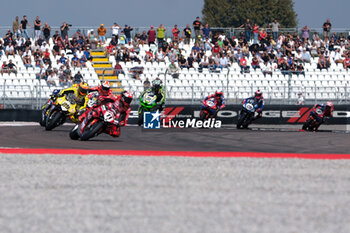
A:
<box><xmin>0</xmin><ymin>124</ymin><xmax>350</xmax><ymax>233</ymax></box>
<box><xmin>0</xmin><ymin>124</ymin><xmax>349</xmax><ymax>154</ymax></box>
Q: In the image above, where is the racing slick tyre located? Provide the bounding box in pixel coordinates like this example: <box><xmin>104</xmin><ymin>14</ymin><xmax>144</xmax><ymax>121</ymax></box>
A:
<box><xmin>69</xmin><ymin>125</ymin><xmax>80</xmax><ymax>140</ymax></box>
<box><xmin>302</xmin><ymin>119</ymin><xmax>312</xmax><ymax>131</ymax></box>
<box><xmin>45</xmin><ymin>110</ymin><xmax>63</xmax><ymax>131</ymax></box>
<box><xmin>199</xmin><ymin>110</ymin><xmax>208</xmax><ymax>121</ymax></box>
<box><xmin>236</xmin><ymin>112</ymin><xmax>247</xmax><ymax>129</ymax></box>
<box><xmin>80</xmin><ymin>121</ymin><xmax>104</xmax><ymax>141</ymax></box>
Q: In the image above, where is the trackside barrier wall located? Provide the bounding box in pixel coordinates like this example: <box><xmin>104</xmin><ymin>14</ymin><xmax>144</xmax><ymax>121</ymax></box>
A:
<box><xmin>1</xmin><ymin>105</ymin><xmax>349</xmax><ymax>125</ymax></box>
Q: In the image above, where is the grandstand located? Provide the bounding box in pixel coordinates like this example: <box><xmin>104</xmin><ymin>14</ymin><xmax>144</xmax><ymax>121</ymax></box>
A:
<box><xmin>0</xmin><ymin>26</ymin><xmax>349</xmax><ymax>109</ymax></box>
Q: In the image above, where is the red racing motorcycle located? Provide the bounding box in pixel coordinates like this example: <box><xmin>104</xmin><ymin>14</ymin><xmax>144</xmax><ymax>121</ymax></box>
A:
<box><xmin>200</xmin><ymin>97</ymin><xmax>219</xmax><ymax>120</ymax></box>
<box><xmin>70</xmin><ymin>103</ymin><xmax>120</xmax><ymax>141</ymax></box>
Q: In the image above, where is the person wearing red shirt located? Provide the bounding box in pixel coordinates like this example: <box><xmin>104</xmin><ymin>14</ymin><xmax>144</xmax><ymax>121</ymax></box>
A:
<box><xmin>212</xmin><ymin>42</ymin><xmax>221</xmax><ymax>55</ymax></box>
<box><xmin>147</xmin><ymin>25</ymin><xmax>156</xmax><ymax>45</ymax></box>
<box><xmin>240</xmin><ymin>55</ymin><xmax>250</xmax><ymax>74</ymax></box>
<box><xmin>253</xmin><ymin>23</ymin><xmax>259</xmax><ymax>44</ymax></box>
<box><xmin>259</xmin><ymin>28</ymin><xmax>267</xmax><ymax>45</ymax></box>
<box><xmin>172</xmin><ymin>25</ymin><xmax>180</xmax><ymax>43</ymax></box>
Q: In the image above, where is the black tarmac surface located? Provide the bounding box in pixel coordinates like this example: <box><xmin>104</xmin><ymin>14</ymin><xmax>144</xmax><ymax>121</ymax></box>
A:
<box><xmin>0</xmin><ymin>124</ymin><xmax>349</xmax><ymax>154</ymax></box>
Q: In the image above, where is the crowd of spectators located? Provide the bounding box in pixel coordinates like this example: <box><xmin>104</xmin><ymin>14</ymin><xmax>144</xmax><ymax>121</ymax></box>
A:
<box><xmin>1</xmin><ymin>15</ymin><xmax>350</xmax><ymax>86</ymax></box>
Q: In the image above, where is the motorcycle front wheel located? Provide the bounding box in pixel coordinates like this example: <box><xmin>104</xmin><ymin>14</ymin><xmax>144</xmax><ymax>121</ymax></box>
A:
<box><xmin>45</xmin><ymin>110</ymin><xmax>63</xmax><ymax>131</ymax></box>
<box><xmin>80</xmin><ymin>120</ymin><xmax>104</xmax><ymax>141</ymax></box>
<box><xmin>237</xmin><ymin>111</ymin><xmax>247</xmax><ymax>129</ymax></box>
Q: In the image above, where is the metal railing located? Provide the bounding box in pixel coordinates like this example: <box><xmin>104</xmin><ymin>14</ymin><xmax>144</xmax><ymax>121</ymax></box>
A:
<box><xmin>1</xmin><ymin>26</ymin><xmax>349</xmax><ymax>41</ymax></box>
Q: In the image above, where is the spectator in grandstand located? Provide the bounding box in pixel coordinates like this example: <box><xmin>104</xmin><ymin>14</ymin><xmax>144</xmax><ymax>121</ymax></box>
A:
<box><xmin>168</xmin><ymin>60</ymin><xmax>180</xmax><ymax>78</ymax></box>
<box><xmin>253</xmin><ymin>23</ymin><xmax>259</xmax><ymax>44</ymax></box>
<box><xmin>42</xmin><ymin>48</ymin><xmax>51</xmax><ymax>66</ymax></box>
<box><xmin>262</xmin><ymin>60</ymin><xmax>273</xmax><ymax>76</ymax></box>
<box><xmin>22</xmin><ymin>47</ymin><xmax>32</xmax><ymax>68</ymax></box>
<box><xmin>199</xmin><ymin>55</ymin><xmax>209</xmax><ymax>70</ymax></box>
<box><xmin>167</xmin><ymin>48</ymin><xmax>178</xmax><ymax>62</ymax></box>
<box><xmin>193</xmin><ymin>16</ymin><xmax>202</xmax><ymax>38</ymax></box>
<box><xmin>297</xmin><ymin>92</ymin><xmax>304</xmax><ymax>105</ymax></box>
<box><xmin>317</xmin><ymin>54</ymin><xmax>330</xmax><ymax>70</ymax></box>
<box><xmin>97</xmin><ymin>24</ymin><xmax>107</xmax><ymax>46</ymax></box>
<box><xmin>269</xmin><ymin>19</ymin><xmax>280</xmax><ymax>42</ymax></box>
<box><xmin>219</xmin><ymin>53</ymin><xmax>229</xmax><ymax>70</ymax></box>
<box><xmin>251</xmin><ymin>55</ymin><xmax>261</xmax><ymax>70</ymax></box>
<box><xmin>114</xmin><ymin>61</ymin><xmax>125</xmax><ymax>76</ymax></box>
<box><xmin>13</xmin><ymin>16</ymin><xmax>20</xmax><ymax>38</ymax></box>
<box><xmin>295</xmin><ymin>62</ymin><xmax>305</xmax><ymax>77</ymax></box>
<box><xmin>171</xmin><ymin>25</ymin><xmax>180</xmax><ymax>43</ymax></box>
<box><xmin>239</xmin><ymin>55</ymin><xmax>249</xmax><ymax>74</ymax></box>
<box><xmin>59</xmin><ymin>53</ymin><xmax>68</xmax><ymax>65</ymax></box>
<box><xmin>259</xmin><ymin>28</ymin><xmax>268</xmax><ymax>45</ymax></box>
<box><xmin>187</xmin><ymin>53</ymin><xmax>194</xmax><ymax>68</ymax></box>
<box><xmin>72</xmin><ymin>71</ymin><xmax>83</xmax><ymax>84</ymax></box>
<box><xmin>87</xmin><ymin>30</ymin><xmax>98</xmax><ymax>49</ymax></box>
<box><xmin>323</xmin><ymin>18</ymin><xmax>332</xmax><ymax>39</ymax></box>
<box><xmin>46</xmin><ymin>69</ymin><xmax>57</xmax><ymax>87</ymax></box>
<box><xmin>208</xmin><ymin>55</ymin><xmax>219</xmax><ymax>72</ymax></box>
<box><xmin>343</xmin><ymin>55</ymin><xmax>350</xmax><ymax>70</ymax></box>
<box><xmin>58</xmin><ymin>65</ymin><xmax>69</xmax><ymax>87</ymax></box>
<box><xmin>156</xmin><ymin>48</ymin><xmax>165</xmax><ymax>62</ymax></box>
<box><xmin>60</xmin><ymin>22</ymin><xmax>69</xmax><ymax>39</ymax></box>
<box><xmin>239</xmin><ymin>19</ymin><xmax>252</xmax><ymax>43</ymax></box>
<box><xmin>20</xmin><ymin>15</ymin><xmax>31</xmax><ymax>39</ymax></box>
<box><xmin>183</xmin><ymin>24</ymin><xmax>192</xmax><ymax>45</ymax></box>
<box><xmin>34</xmin><ymin>16</ymin><xmax>42</xmax><ymax>41</ymax></box>
<box><xmin>279</xmin><ymin>58</ymin><xmax>290</xmax><ymax>76</ymax></box>
<box><xmin>157</xmin><ymin>24</ymin><xmax>166</xmax><ymax>48</ymax></box>
<box><xmin>310</xmin><ymin>42</ymin><xmax>319</xmax><ymax>57</ymax></box>
<box><xmin>333</xmin><ymin>48</ymin><xmax>344</xmax><ymax>64</ymax></box>
<box><xmin>41</xmin><ymin>23</ymin><xmax>51</xmax><ymax>43</ymax></box>
<box><xmin>301</xmin><ymin>49</ymin><xmax>311</xmax><ymax>63</ymax></box>
<box><xmin>143</xmin><ymin>78</ymin><xmax>151</xmax><ymax>91</ymax></box>
<box><xmin>144</xmin><ymin>49</ymin><xmax>154</xmax><ymax>63</ymax></box>
<box><xmin>6</xmin><ymin>59</ymin><xmax>17</xmax><ymax>75</ymax></box>
<box><xmin>5</xmin><ymin>42</ymin><xmax>15</xmax><ymax>57</ymax></box>
<box><xmin>1</xmin><ymin>61</ymin><xmax>8</xmax><ymax>75</ymax></box>
<box><xmin>201</xmin><ymin>23</ymin><xmax>211</xmax><ymax>40</ymax></box>
<box><xmin>111</xmin><ymin>23</ymin><xmax>121</xmax><ymax>41</ymax></box>
<box><xmin>129</xmin><ymin>61</ymin><xmax>143</xmax><ymax>80</ymax></box>
<box><xmin>178</xmin><ymin>53</ymin><xmax>188</xmax><ymax>69</ymax></box>
<box><xmin>71</xmin><ymin>53</ymin><xmax>80</xmax><ymax>68</ymax></box>
<box><xmin>147</xmin><ymin>26</ymin><xmax>156</xmax><ymax>46</ymax></box>
<box><xmin>123</xmin><ymin>25</ymin><xmax>133</xmax><ymax>43</ymax></box>
<box><xmin>138</xmin><ymin>31</ymin><xmax>148</xmax><ymax>46</ymax></box>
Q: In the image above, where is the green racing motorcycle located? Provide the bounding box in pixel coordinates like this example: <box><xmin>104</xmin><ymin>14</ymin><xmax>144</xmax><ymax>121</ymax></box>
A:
<box><xmin>138</xmin><ymin>91</ymin><xmax>158</xmax><ymax>126</ymax></box>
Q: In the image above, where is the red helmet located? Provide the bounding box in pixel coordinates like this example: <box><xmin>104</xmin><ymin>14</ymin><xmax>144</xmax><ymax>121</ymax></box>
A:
<box><xmin>326</xmin><ymin>101</ymin><xmax>334</xmax><ymax>111</ymax></box>
<box><xmin>215</xmin><ymin>91</ymin><xmax>223</xmax><ymax>98</ymax></box>
<box><xmin>254</xmin><ymin>90</ymin><xmax>262</xmax><ymax>100</ymax></box>
<box><xmin>120</xmin><ymin>90</ymin><xmax>133</xmax><ymax>108</ymax></box>
<box><xmin>99</xmin><ymin>80</ymin><xmax>111</xmax><ymax>96</ymax></box>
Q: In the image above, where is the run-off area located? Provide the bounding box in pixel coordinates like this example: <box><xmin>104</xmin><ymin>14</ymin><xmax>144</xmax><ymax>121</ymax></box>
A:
<box><xmin>0</xmin><ymin>154</ymin><xmax>349</xmax><ymax>233</ymax></box>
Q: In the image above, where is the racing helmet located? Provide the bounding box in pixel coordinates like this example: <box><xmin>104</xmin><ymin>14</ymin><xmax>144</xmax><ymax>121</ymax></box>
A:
<box><xmin>78</xmin><ymin>82</ymin><xmax>89</xmax><ymax>96</ymax></box>
<box><xmin>52</xmin><ymin>89</ymin><xmax>60</xmax><ymax>97</ymax></box>
<box><xmin>254</xmin><ymin>90</ymin><xmax>262</xmax><ymax>100</ymax></box>
<box><xmin>99</xmin><ymin>80</ymin><xmax>111</xmax><ymax>96</ymax></box>
<box><xmin>151</xmin><ymin>79</ymin><xmax>162</xmax><ymax>93</ymax></box>
<box><xmin>120</xmin><ymin>90</ymin><xmax>133</xmax><ymax>108</ymax></box>
<box><xmin>215</xmin><ymin>91</ymin><xmax>223</xmax><ymax>99</ymax></box>
<box><xmin>326</xmin><ymin>101</ymin><xmax>334</xmax><ymax>111</ymax></box>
